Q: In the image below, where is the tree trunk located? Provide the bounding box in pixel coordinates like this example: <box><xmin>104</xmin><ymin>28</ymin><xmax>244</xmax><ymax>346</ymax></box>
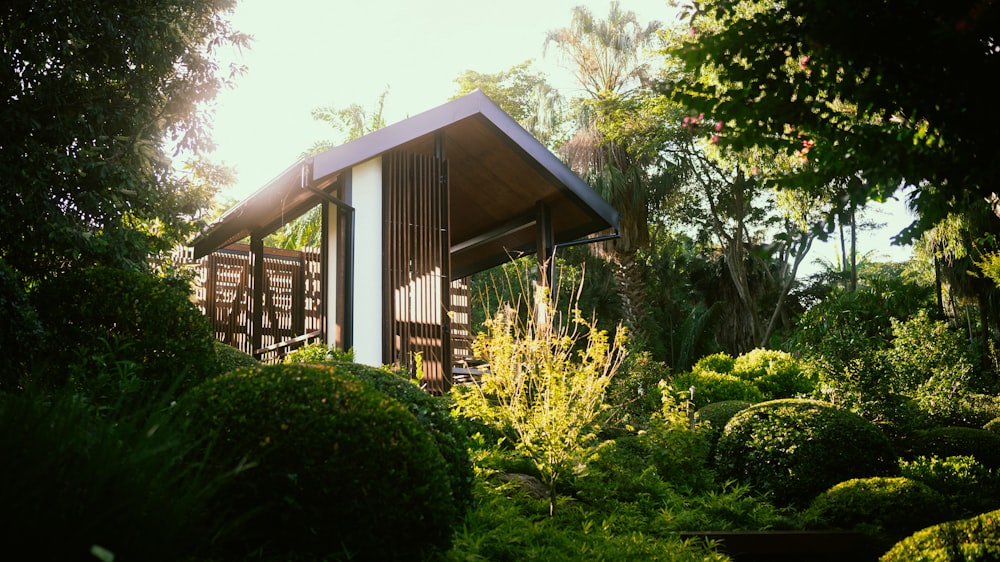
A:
<box><xmin>610</xmin><ymin>249</ymin><xmax>647</xmax><ymax>344</ymax></box>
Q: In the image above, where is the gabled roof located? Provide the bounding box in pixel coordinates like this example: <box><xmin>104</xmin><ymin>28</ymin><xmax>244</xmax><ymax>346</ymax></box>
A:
<box><xmin>190</xmin><ymin>89</ymin><xmax>619</xmax><ymax>278</ymax></box>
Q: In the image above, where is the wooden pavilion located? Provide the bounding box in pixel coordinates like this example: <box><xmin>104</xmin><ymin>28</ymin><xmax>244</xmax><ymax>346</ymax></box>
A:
<box><xmin>187</xmin><ymin>90</ymin><xmax>619</xmax><ymax>392</ymax></box>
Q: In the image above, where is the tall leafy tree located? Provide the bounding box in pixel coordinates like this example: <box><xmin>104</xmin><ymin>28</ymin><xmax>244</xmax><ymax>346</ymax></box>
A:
<box><xmin>453</xmin><ymin>61</ymin><xmax>565</xmax><ymax>149</ymax></box>
<box><xmin>545</xmin><ymin>1</ymin><xmax>666</xmax><ymax>340</ymax></box>
<box><xmin>668</xmin><ymin>0</ymin><xmax>1000</xmax><ymax>241</ymax></box>
<box><xmin>1</xmin><ymin>0</ymin><xmax>248</xmax><ymax>280</ymax></box>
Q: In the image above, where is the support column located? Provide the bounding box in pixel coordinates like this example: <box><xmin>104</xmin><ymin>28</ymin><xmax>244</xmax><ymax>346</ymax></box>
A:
<box><xmin>250</xmin><ymin>233</ymin><xmax>265</xmax><ymax>354</ymax></box>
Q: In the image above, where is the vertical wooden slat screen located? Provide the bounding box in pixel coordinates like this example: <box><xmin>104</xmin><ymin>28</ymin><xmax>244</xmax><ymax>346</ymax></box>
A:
<box><xmin>383</xmin><ymin>151</ymin><xmax>452</xmax><ymax>393</ymax></box>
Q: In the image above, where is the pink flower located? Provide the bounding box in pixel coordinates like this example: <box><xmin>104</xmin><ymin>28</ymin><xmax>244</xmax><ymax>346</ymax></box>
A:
<box><xmin>711</xmin><ymin>135</ymin><xmax>720</xmax><ymax>144</ymax></box>
<box><xmin>714</xmin><ymin>121</ymin><xmax>723</xmax><ymax>132</ymax></box>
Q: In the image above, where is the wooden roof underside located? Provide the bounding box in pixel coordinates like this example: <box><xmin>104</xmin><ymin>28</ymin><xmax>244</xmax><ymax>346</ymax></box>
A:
<box><xmin>190</xmin><ymin>89</ymin><xmax>619</xmax><ymax>279</ymax></box>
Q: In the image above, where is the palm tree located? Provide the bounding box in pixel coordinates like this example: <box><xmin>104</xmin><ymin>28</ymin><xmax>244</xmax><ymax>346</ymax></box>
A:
<box><xmin>545</xmin><ymin>2</ymin><xmax>664</xmax><ymax>340</ymax></box>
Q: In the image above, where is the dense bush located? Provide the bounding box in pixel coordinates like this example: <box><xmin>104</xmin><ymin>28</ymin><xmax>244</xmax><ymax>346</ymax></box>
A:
<box><xmin>731</xmin><ymin>348</ymin><xmax>815</xmax><ymax>399</ymax></box>
<box><xmin>605</xmin><ymin>352</ymin><xmax>669</xmax><ymax>429</ymax></box>
<box><xmin>668</xmin><ymin>370</ymin><xmax>763</xmax><ymax>408</ymax></box>
<box><xmin>329</xmin><ymin>362</ymin><xmax>474</xmax><ymax>515</ymax></box>
<box><xmin>904</xmin><ymin>427</ymin><xmax>1000</xmax><ymax>470</ymax></box>
<box><xmin>807</xmin><ymin>477</ymin><xmax>951</xmax><ymax>541</ymax></box>
<box><xmin>0</xmin><ymin>391</ymin><xmax>218</xmax><ymax>561</ymax></box>
<box><xmin>900</xmin><ymin>455</ymin><xmax>1000</xmax><ymax>517</ymax></box>
<box><xmin>887</xmin><ymin>310</ymin><xmax>976</xmax><ymax>394</ymax></box>
<box><xmin>693</xmin><ymin>352</ymin><xmax>735</xmax><ymax>375</ymax></box>
<box><xmin>0</xmin><ymin>259</ymin><xmax>41</xmax><ymax>391</ymax></box>
<box><xmin>282</xmin><ymin>342</ymin><xmax>354</xmax><ymax>364</ymax></box>
<box><xmin>181</xmin><ymin>363</ymin><xmax>456</xmax><ymax>560</ymax></box>
<box><xmin>920</xmin><ymin>393</ymin><xmax>1000</xmax><ymax>428</ymax></box>
<box><xmin>695</xmin><ymin>400</ymin><xmax>753</xmax><ymax>432</ymax></box>
<box><xmin>715</xmin><ymin>399</ymin><xmax>897</xmax><ymax>505</ymax></box>
<box><xmin>213</xmin><ymin>342</ymin><xmax>258</xmax><ymax>375</ymax></box>
<box><xmin>881</xmin><ymin>508</ymin><xmax>1000</xmax><ymax>562</ymax></box>
<box><xmin>30</xmin><ymin>266</ymin><xmax>216</xmax><ymax>404</ymax></box>
<box><xmin>986</xmin><ymin>417</ymin><xmax>1000</xmax><ymax>434</ymax></box>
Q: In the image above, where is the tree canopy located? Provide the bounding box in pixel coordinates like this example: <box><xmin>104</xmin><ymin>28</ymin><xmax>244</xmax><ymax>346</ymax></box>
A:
<box><xmin>668</xmin><ymin>0</ymin><xmax>999</xmax><ymax>240</ymax></box>
<box><xmin>1</xmin><ymin>0</ymin><xmax>247</xmax><ymax>279</ymax></box>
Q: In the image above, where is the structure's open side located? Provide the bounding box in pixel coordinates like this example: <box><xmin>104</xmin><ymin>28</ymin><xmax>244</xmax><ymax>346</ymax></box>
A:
<box><xmin>187</xmin><ymin>89</ymin><xmax>619</xmax><ymax>392</ymax></box>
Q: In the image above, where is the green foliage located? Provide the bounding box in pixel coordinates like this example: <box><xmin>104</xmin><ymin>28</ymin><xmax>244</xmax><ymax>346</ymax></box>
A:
<box><xmin>887</xmin><ymin>310</ymin><xmax>975</xmax><ymax>393</ymax></box>
<box><xmin>904</xmin><ymin>427</ymin><xmax>1000</xmax><ymax>470</ymax></box>
<box><xmin>659</xmin><ymin>481</ymin><xmax>800</xmax><ymax>532</ymax></box>
<box><xmin>329</xmin><ymin>362</ymin><xmax>474</xmax><ymax>515</ymax></box>
<box><xmin>0</xmin><ymin>259</ymin><xmax>41</xmax><ymax>391</ymax></box>
<box><xmin>881</xmin><ymin>509</ymin><xmax>1000</xmax><ymax>562</ymax></box>
<box><xmin>213</xmin><ymin>341</ymin><xmax>258</xmax><ymax>375</ymax></box>
<box><xmin>731</xmin><ymin>348</ymin><xmax>815</xmax><ymax>399</ymax></box>
<box><xmin>445</xmin><ymin>476</ymin><xmax>731</xmax><ymax>562</ymax></box>
<box><xmin>282</xmin><ymin>342</ymin><xmax>354</xmax><ymax>364</ymax></box>
<box><xmin>807</xmin><ymin>477</ymin><xmax>951</xmax><ymax>542</ymax></box>
<box><xmin>715</xmin><ymin>399</ymin><xmax>897</xmax><ymax>505</ymax></box>
<box><xmin>695</xmin><ymin>400</ymin><xmax>754</xmax><ymax>433</ymax></box>
<box><xmin>1</xmin><ymin>0</ymin><xmax>248</xmax><ymax>279</ymax></box>
<box><xmin>694</xmin><ymin>352</ymin><xmax>736</xmax><ymax>375</ymax></box>
<box><xmin>985</xmin><ymin>417</ymin><xmax>1000</xmax><ymax>434</ymax></box>
<box><xmin>181</xmin><ymin>363</ymin><xmax>456</xmax><ymax>560</ymax></box>
<box><xmin>900</xmin><ymin>455</ymin><xmax>1000</xmax><ymax>517</ymax></box>
<box><xmin>669</xmin><ymin>1</ymin><xmax>998</xmax><ymax>239</ymax></box>
<box><xmin>452</xmin><ymin>287</ymin><xmax>627</xmax><ymax>516</ymax></box>
<box><xmin>30</xmin><ymin>266</ymin><xmax>217</xmax><ymax>407</ymax></box>
<box><xmin>605</xmin><ymin>352</ymin><xmax>669</xmax><ymax>430</ymax></box>
<box><xmin>0</xmin><ymin>391</ymin><xmax>220</xmax><ymax>561</ymax></box>
<box><xmin>668</xmin><ymin>370</ymin><xmax>764</xmax><ymax>408</ymax></box>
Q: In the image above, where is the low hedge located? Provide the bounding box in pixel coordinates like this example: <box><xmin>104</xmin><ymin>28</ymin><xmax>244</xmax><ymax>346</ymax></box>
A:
<box><xmin>807</xmin><ymin>477</ymin><xmax>951</xmax><ymax>541</ymax></box>
<box><xmin>212</xmin><ymin>342</ymin><xmax>258</xmax><ymax>376</ymax></box>
<box><xmin>904</xmin><ymin>427</ymin><xmax>1000</xmax><ymax>470</ymax></box>
<box><xmin>715</xmin><ymin>399</ymin><xmax>897</xmax><ymax>505</ymax></box>
<box><xmin>181</xmin><ymin>363</ymin><xmax>456</xmax><ymax>560</ymax></box>
<box><xmin>881</xmin><ymin>508</ymin><xmax>1000</xmax><ymax>562</ymax></box>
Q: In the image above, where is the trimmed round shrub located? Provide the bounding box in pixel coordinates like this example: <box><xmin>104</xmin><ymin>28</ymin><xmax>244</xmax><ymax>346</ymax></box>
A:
<box><xmin>904</xmin><ymin>427</ymin><xmax>1000</xmax><ymax>470</ymax></box>
<box><xmin>732</xmin><ymin>348</ymin><xmax>815</xmax><ymax>399</ymax></box>
<box><xmin>329</xmin><ymin>362</ymin><xmax>474</xmax><ymax>515</ymax></box>
<box><xmin>807</xmin><ymin>477</ymin><xmax>951</xmax><ymax>541</ymax></box>
<box><xmin>0</xmin><ymin>259</ymin><xmax>41</xmax><ymax>391</ymax></box>
<box><xmin>900</xmin><ymin>455</ymin><xmax>1000</xmax><ymax>517</ymax></box>
<box><xmin>213</xmin><ymin>342</ymin><xmax>258</xmax><ymax>376</ymax></box>
<box><xmin>30</xmin><ymin>266</ymin><xmax>216</xmax><ymax>403</ymax></box>
<box><xmin>881</xmin><ymin>508</ymin><xmax>1000</xmax><ymax>562</ymax></box>
<box><xmin>715</xmin><ymin>399</ymin><xmax>897</xmax><ymax>505</ymax></box>
<box><xmin>693</xmin><ymin>352</ymin><xmax>735</xmax><ymax>375</ymax></box>
<box><xmin>181</xmin><ymin>363</ymin><xmax>456</xmax><ymax>560</ymax></box>
<box><xmin>695</xmin><ymin>400</ymin><xmax>753</xmax><ymax>432</ymax></box>
<box><xmin>669</xmin><ymin>371</ymin><xmax>763</xmax><ymax>408</ymax></box>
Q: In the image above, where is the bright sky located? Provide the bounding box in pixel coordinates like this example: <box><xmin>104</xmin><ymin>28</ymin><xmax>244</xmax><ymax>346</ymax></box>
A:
<box><xmin>210</xmin><ymin>0</ymin><xmax>677</xmax><ymax>201</ymax></box>
<box><xmin>207</xmin><ymin>0</ymin><xmax>913</xmax><ymax>267</ymax></box>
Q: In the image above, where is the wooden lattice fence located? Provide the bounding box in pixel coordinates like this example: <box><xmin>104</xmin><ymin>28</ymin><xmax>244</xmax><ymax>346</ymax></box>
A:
<box><xmin>175</xmin><ymin>244</ymin><xmax>323</xmax><ymax>359</ymax></box>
